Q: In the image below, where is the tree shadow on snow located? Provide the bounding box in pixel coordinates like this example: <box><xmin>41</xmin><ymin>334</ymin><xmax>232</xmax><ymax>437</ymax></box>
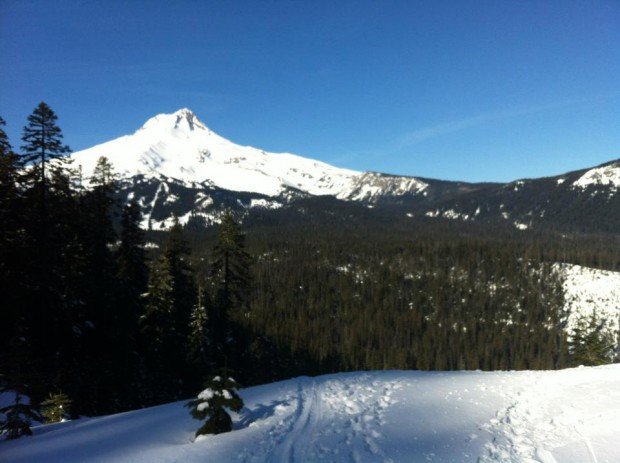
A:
<box><xmin>234</xmin><ymin>398</ymin><xmax>291</xmax><ymax>430</ymax></box>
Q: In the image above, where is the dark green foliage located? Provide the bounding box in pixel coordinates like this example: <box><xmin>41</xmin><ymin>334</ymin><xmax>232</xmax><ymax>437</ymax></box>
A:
<box><xmin>186</xmin><ymin>375</ymin><xmax>243</xmax><ymax>436</ymax></box>
<box><xmin>20</xmin><ymin>102</ymin><xmax>70</xmax><ymax>165</ymax></box>
<box><xmin>41</xmin><ymin>392</ymin><xmax>72</xmax><ymax>423</ymax></box>
<box><xmin>91</xmin><ymin>156</ymin><xmax>116</xmax><ymax>187</ymax></box>
<box><xmin>165</xmin><ymin>216</ymin><xmax>196</xmax><ymax>350</ymax></box>
<box><xmin>20</xmin><ymin>102</ymin><xmax>71</xmax><ymax>199</ymax></box>
<box><xmin>187</xmin><ymin>286</ymin><xmax>211</xmax><ymax>374</ymax></box>
<box><xmin>140</xmin><ymin>255</ymin><xmax>178</xmax><ymax>401</ymax></box>
<box><xmin>239</xmin><ymin>232</ymin><xmax>569</xmax><ymax>373</ymax></box>
<box><xmin>115</xmin><ymin>201</ymin><xmax>148</xmax><ymax>406</ymax></box>
<box><xmin>209</xmin><ymin>211</ymin><xmax>251</xmax><ymax>365</ymax></box>
<box><xmin>569</xmin><ymin>312</ymin><xmax>616</xmax><ymax>366</ymax></box>
<box><xmin>139</xmin><ymin>222</ymin><xmax>197</xmax><ymax>401</ymax></box>
<box><xmin>117</xmin><ymin>201</ymin><xmax>148</xmax><ymax>291</ymax></box>
<box><xmin>0</xmin><ymin>336</ymin><xmax>42</xmax><ymax>440</ymax></box>
<box><xmin>0</xmin><ymin>117</ymin><xmax>25</xmax><ymax>353</ymax></box>
<box><xmin>74</xmin><ymin>156</ymin><xmax>121</xmax><ymax>413</ymax></box>
<box><xmin>0</xmin><ymin>393</ymin><xmax>40</xmax><ymax>440</ymax></box>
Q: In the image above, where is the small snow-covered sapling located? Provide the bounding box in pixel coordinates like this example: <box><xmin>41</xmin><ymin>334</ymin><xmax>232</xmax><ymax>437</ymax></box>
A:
<box><xmin>187</xmin><ymin>375</ymin><xmax>243</xmax><ymax>437</ymax></box>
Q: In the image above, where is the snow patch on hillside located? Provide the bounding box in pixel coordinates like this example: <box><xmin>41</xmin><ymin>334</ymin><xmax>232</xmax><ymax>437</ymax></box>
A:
<box><xmin>249</xmin><ymin>198</ymin><xmax>282</xmax><ymax>209</ymax></box>
<box><xmin>425</xmin><ymin>208</ymin><xmax>471</xmax><ymax>221</ymax></box>
<box><xmin>572</xmin><ymin>163</ymin><xmax>620</xmax><ymax>192</ymax></box>
<box><xmin>558</xmin><ymin>263</ymin><xmax>620</xmax><ymax>336</ymax></box>
<box><xmin>2</xmin><ymin>367</ymin><xmax>619</xmax><ymax>462</ymax></box>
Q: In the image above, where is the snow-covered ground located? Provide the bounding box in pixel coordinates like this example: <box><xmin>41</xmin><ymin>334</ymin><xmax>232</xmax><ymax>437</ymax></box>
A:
<box><xmin>559</xmin><ymin>263</ymin><xmax>620</xmax><ymax>336</ymax></box>
<box><xmin>2</xmin><ymin>366</ymin><xmax>619</xmax><ymax>463</ymax></box>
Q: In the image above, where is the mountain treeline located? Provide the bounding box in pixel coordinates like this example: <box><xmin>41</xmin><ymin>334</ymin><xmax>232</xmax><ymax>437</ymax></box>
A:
<box><xmin>0</xmin><ymin>104</ymin><xmax>617</xmax><ymax>437</ymax></box>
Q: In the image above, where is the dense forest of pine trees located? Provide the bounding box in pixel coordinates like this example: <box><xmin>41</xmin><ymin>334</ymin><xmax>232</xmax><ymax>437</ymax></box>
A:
<box><xmin>1</xmin><ymin>103</ymin><xmax>618</xmax><ymax>438</ymax></box>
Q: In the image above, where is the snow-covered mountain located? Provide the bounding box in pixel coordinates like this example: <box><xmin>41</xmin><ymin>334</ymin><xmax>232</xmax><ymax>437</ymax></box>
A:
<box><xmin>3</xmin><ymin>366</ymin><xmax>619</xmax><ymax>462</ymax></box>
<box><xmin>70</xmin><ymin>108</ymin><xmax>619</xmax><ymax>233</ymax></box>
<box><xmin>72</xmin><ymin>108</ymin><xmax>427</xmax><ymax>202</ymax></box>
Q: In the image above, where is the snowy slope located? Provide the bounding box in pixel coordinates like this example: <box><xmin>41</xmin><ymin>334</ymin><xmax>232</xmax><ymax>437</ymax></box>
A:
<box><xmin>2</xmin><ymin>366</ymin><xmax>619</xmax><ymax>463</ymax></box>
<box><xmin>572</xmin><ymin>161</ymin><xmax>620</xmax><ymax>192</ymax></box>
<box><xmin>559</xmin><ymin>263</ymin><xmax>620</xmax><ymax>336</ymax></box>
<box><xmin>71</xmin><ymin>109</ymin><xmax>427</xmax><ymax>201</ymax></box>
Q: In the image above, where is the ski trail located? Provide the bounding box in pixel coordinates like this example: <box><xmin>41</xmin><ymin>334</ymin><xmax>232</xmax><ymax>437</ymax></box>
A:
<box><xmin>269</xmin><ymin>379</ymin><xmax>317</xmax><ymax>463</ymax></box>
<box><xmin>573</xmin><ymin>426</ymin><xmax>598</xmax><ymax>463</ymax></box>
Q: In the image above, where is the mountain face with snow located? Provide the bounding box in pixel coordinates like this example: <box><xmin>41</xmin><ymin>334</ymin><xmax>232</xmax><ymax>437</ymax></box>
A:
<box><xmin>72</xmin><ymin>108</ymin><xmax>427</xmax><ymax>202</ymax></box>
<box><xmin>71</xmin><ymin>109</ymin><xmax>619</xmax><ymax>233</ymax></box>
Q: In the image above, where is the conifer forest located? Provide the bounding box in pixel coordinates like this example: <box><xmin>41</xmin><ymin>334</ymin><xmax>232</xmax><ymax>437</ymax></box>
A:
<box><xmin>1</xmin><ymin>103</ymin><xmax>619</xmax><ymax>423</ymax></box>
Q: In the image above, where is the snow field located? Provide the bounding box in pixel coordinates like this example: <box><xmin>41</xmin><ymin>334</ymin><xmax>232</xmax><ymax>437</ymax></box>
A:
<box><xmin>2</xmin><ymin>366</ymin><xmax>619</xmax><ymax>463</ymax></box>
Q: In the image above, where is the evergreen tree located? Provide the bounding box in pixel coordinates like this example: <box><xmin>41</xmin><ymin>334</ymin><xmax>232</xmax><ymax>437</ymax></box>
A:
<box><xmin>15</xmin><ymin>105</ymin><xmax>80</xmax><ymax>406</ymax></box>
<box><xmin>186</xmin><ymin>375</ymin><xmax>243</xmax><ymax>436</ymax></box>
<box><xmin>164</xmin><ymin>216</ymin><xmax>196</xmax><ymax>394</ymax></box>
<box><xmin>186</xmin><ymin>285</ymin><xmax>212</xmax><ymax>389</ymax></box>
<box><xmin>0</xmin><ymin>117</ymin><xmax>25</xmax><ymax>355</ymax></box>
<box><xmin>569</xmin><ymin>312</ymin><xmax>615</xmax><ymax>366</ymax></box>
<box><xmin>20</xmin><ymin>102</ymin><xmax>71</xmax><ymax>202</ymax></box>
<box><xmin>141</xmin><ymin>256</ymin><xmax>175</xmax><ymax>349</ymax></box>
<box><xmin>75</xmin><ymin>155</ymin><xmax>121</xmax><ymax>412</ymax></box>
<box><xmin>140</xmin><ymin>255</ymin><xmax>179</xmax><ymax>401</ymax></box>
<box><xmin>116</xmin><ymin>200</ymin><xmax>148</xmax><ymax>408</ymax></box>
<box><xmin>117</xmin><ymin>201</ymin><xmax>148</xmax><ymax>290</ymax></box>
<box><xmin>0</xmin><ymin>392</ymin><xmax>40</xmax><ymax>440</ymax></box>
<box><xmin>91</xmin><ymin>156</ymin><xmax>116</xmax><ymax>187</ymax></box>
<box><xmin>0</xmin><ymin>370</ymin><xmax>42</xmax><ymax>440</ymax></box>
<box><xmin>165</xmin><ymin>216</ymin><xmax>196</xmax><ymax>334</ymax></box>
<box><xmin>209</xmin><ymin>211</ymin><xmax>251</xmax><ymax>366</ymax></box>
<box><xmin>41</xmin><ymin>392</ymin><xmax>72</xmax><ymax>423</ymax></box>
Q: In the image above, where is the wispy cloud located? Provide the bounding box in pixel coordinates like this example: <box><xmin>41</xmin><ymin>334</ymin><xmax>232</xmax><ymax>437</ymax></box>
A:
<box><xmin>396</xmin><ymin>93</ymin><xmax>619</xmax><ymax>148</ymax></box>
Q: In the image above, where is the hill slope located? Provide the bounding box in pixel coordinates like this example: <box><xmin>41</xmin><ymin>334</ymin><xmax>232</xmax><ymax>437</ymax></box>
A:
<box><xmin>3</xmin><ymin>366</ymin><xmax>619</xmax><ymax>463</ymax></box>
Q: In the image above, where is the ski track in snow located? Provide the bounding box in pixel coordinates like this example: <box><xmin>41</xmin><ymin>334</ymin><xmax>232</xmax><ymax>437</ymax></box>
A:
<box><xmin>2</xmin><ymin>367</ymin><xmax>620</xmax><ymax>463</ymax></box>
<box><xmin>236</xmin><ymin>374</ymin><xmax>399</xmax><ymax>462</ymax></box>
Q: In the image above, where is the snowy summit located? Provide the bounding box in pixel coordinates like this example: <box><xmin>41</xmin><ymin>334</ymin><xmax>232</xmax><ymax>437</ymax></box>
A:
<box><xmin>71</xmin><ymin>108</ymin><xmax>427</xmax><ymax>201</ymax></box>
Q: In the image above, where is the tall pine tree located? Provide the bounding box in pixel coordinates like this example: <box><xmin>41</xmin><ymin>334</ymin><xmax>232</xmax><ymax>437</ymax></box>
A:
<box><xmin>209</xmin><ymin>211</ymin><xmax>251</xmax><ymax>369</ymax></box>
<box><xmin>116</xmin><ymin>200</ymin><xmax>148</xmax><ymax>408</ymax></box>
<box><xmin>140</xmin><ymin>255</ymin><xmax>184</xmax><ymax>402</ymax></box>
<box><xmin>20</xmin><ymin>102</ymin><xmax>71</xmax><ymax>206</ymax></box>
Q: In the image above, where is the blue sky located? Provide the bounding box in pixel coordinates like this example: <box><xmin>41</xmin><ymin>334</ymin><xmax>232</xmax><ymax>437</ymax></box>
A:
<box><xmin>1</xmin><ymin>0</ymin><xmax>618</xmax><ymax>182</ymax></box>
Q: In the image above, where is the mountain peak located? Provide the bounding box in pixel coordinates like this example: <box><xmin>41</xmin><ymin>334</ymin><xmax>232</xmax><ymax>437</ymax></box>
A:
<box><xmin>173</xmin><ymin>107</ymin><xmax>195</xmax><ymax>117</ymax></box>
<box><xmin>140</xmin><ymin>108</ymin><xmax>207</xmax><ymax>133</ymax></box>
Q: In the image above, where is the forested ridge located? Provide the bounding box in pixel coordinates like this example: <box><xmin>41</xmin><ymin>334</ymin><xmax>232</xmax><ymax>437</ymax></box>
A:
<box><xmin>1</xmin><ymin>104</ymin><xmax>618</xmax><ymax>437</ymax></box>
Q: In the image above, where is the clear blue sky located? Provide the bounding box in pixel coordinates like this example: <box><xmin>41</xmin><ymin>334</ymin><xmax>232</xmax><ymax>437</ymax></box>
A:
<box><xmin>1</xmin><ymin>0</ymin><xmax>618</xmax><ymax>182</ymax></box>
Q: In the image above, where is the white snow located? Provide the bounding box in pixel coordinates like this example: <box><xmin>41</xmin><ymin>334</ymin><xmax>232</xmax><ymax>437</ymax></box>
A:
<box><xmin>425</xmin><ymin>209</ymin><xmax>471</xmax><ymax>221</ymax></box>
<box><xmin>2</xmin><ymin>367</ymin><xmax>619</xmax><ymax>462</ymax></box>
<box><xmin>558</xmin><ymin>263</ymin><xmax>620</xmax><ymax>338</ymax></box>
<box><xmin>196</xmin><ymin>402</ymin><xmax>209</xmax><ymax>412</ymax></box>
<box><xmin>572</xmin><ymin>163</ymin><xmax>620</xmax><ymax>191</ymax></box>
<box><xmin>513</xmin><ymin>221</ymin><xmax>529</xmax><ymax>230</ymax></box>
<box><xmin>71</xmin><ymin>109</ymin><xmax>427</xmax><ymax>202</ymax></box>
<box><xmin>248</xmin><ymin>198</ymin><xmax>282</xmax><ymax>209</ymax></box>
<box><xmin>197</xmin><ymin>389</ymin><xmax>214</xmax><ymax>401</ymax></box>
